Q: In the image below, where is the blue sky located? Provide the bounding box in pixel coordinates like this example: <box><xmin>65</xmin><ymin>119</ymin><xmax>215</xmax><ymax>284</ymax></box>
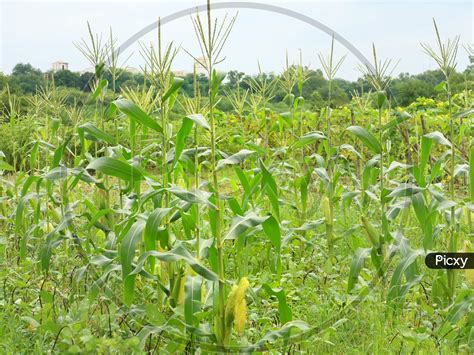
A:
<box><xmin>1</xmin><ymin>0</ymin><xmax>472</xmax><ymax>80</ymax></box>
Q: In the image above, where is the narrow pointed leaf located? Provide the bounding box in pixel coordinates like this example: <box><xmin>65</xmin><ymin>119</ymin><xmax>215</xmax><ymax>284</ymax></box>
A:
<box><xmin>347</xmin><ymin>126</ymin><xmax>382</xmax><ymax>154</ymax></box>
<box><xmin>347</xmin><ymin>247</ymin><xmax>372</xmax><ymax>292</ymax></box>
<box><xmin>113</xmin><ymin>98</ymin><xmax>163</xmax><ymax>133</ymax></box>
<box><xmin>87</xmin><ymin>157</ymin><xmax>144</xmax><ymax>181</ymax></box>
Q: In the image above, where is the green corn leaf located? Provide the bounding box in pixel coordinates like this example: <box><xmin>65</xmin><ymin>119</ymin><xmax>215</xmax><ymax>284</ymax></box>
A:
<box><xmin>91</xmin><ymin>79</ymin><xmax>108</xmax><ymax>100</ymax></box>
<box><xmin>16</xmin><ymin>193</ymin><xmax>38</xmax><ymax>260</ymax></box>
<box><xmin>21</xmin><ymin>175</ymin><xmax>43</xmax><ymax>196</ymax></box>
<box><xmin>210</xmin><ymin>70</ymin><xmax>226</xmax><ymax>99</ymax></box>
<box><xmin>260</xmin><ymin>160</ymin><xmax>280</xmax><ymax>221</ymax></box>
<box><xmin>244</xmin><ymin>321</ymin><xmax>309</xmax><ymax>352</ymax></box>
<box><xmin>0</xmin><ymin>160</ymin><xmax>14</xmax><ymax>171</ymax></box>
<box><xmin>339</xmin><ymin>144</ymin><xmax>362</xmax><ymax>158</ymax></box>
<box><xmin>184</xmin><ymin>276</ymin><xmax>202</xmax><ymax>326</ymax></box>
<box><xmin>347</xmin><ymin>126</ymin><xmax>382</xmax><ymax>154</ymax></box>
<box><xmin>228</xmin><ymin>197</ymin><xmax>244</xmax><ymax>215</ymax></box>
<box><xmin>120</xmin><ymin>219</ymin><xmax>146</xmax><ymax>306</ymax></box>
<box><xmin>105</xmin><ymin>101</ymin><xmax>117</xmax><ymax>118</ymax></box>
<box><xmin>223</xmin><ymin>211</ymin><xmax>269</xmax><ymax>241</ymax></box>
<box><xmin>186</xmin><ymin>113</ymin><xmax>210</xmax><ymax>130</ymax></box>
<box><xmin>347</xmin><ymin>247</ymin><xmax>372</xmax><ymax>292</ymax></box>
<box><xmin>376</xmin><ymin>90</ymin><xmax>386</xmax><ymax>109</ymax></box>
<box><xmin>144</xmin><ymin>208</ymin><xmax>172</xmax><ymax>254</ymax></box>
<box><xmin>414</xmin><ymin>136</ymin><xmax>433</xmax><ymax>186</ymax></box>
<box><xmin>29</xmin><ymin>141</ymin><xmax>39</xmax><ymax>170</ymax></box>
<box><xmin>387</xmin><ymin>249</ymin><xmax>424</xmax><ymax>303</ymax></box>
<box><xmin>113</xmin><ymin>98</ymin><xmax>163</xmax><ymax>133</ymax></box>
<box><xmin>173</xmin><ymin>118</ymin><xmax>194</xmax><ymax>168</ymax></box>
<box><xmin>388</xmin><ymin>184</ymin><xmax>424</xmax><ymax>198</ymax></box>
<box><xmin>411</xmin><ymin>193</ymin><xmax>433</xmax><ymax>250</ymax></box>
<box><xmin>162</xmin><ymin>77</ymin><xmax>184</xmax><ymax>103</ymax></box>
<box><xmin>314</xmin><ymin>167</ymin><xmax>330</xmax><ymax>185</ymax></box>
<box><xmin>87</xmin><ymin>157</ymin><xmax>144</xmax><ymax>182</ymax></box>
<box><xmin>446</xmin><ymin>296</ymin><xmax>473</xmax><ymax>324</ymax></box>
<box><xmin>382</xmin><ymin>111</ymin><xmax>411</xmax><ymax>131</ymax></box>
<box><xmin>39</xmin><ymin>233</ymin><xmax>66</xmax><ymax>272</ymax></box>
<box><xmin>172</xmin><ymin>114</ymin><xmax>210</xmax><ymax>169</ymax></box>
<box><xmin>217</xmin><ymin>149</ymin><xmax>255</xmax><ymax>170</ymax></box>
<box><xmin>43</xmin><ymin>166</ymin><xmax>68</xmax><ymax>181</ymax></box>
<box><xmin>168</xmin><ymin>186</ymin><xmax>217</xmax><ymax>210</ymax></box>
<box><xmin>51</xmin><ymin>143</ymin><xmax>65</xmax><ymax>168</ymax></box>
<box><xmin>43</xmin><ymin>167</ymin><xmax>98</xmax><ymax>184</ymax></box>
<box><xmin>39</xmin><ymin>212</ymin><xmax>74</xmax><ymax>272</ymax></box>
<box><xmin>262</xmin><ymin>214</ymin><xmax>281</xmax><ymax>250</ymax></box>
<box><xmin>260</xmin><ymin>284</ymin><xmax>292</xmax><ymax>324</ymax></box>
<box><xmin>295</xmin><ymin>219</ymin><xmax>325</xmax><ymax>231</ymax></box>
<box><xmin>434</xmin><ymin>80</ymin><xmax>446</xmax><ymax>92</ymax></box>
<box><xmin>245</xmin><ymin>141</ymin><xmax>267</xmax><ymax>155</ymax></box>
<box><xmin>454</xmin><ymin>108</ymin><xmax>474</xmax><ymax>118</ymax></box>
<box><xmin>424</xmin><ymin>131</ymin><xmax>451</xmax><ymax>147</ymax></box>
<box><xmin>290</xmin><ymin>131</ymin><xmax>326</xmax><ymax>150</ymax></box>
<box><xmin>78</xmin><ymin>122</ymin><xmax>116</xmax><ymax>144</ymax></box>
<box><xmin>15</xmin><ymin>192</ymin><xmax>36</xmax><ymax>234</ymax></box>
<box><xmin>88</xmin><ymin>264</ymin><xmax>121</xmax><ymax>301</ymax></box>
<box><xmin>298</xmin><ymin>174</ymin><xmax>310</xmax><ymax>211</ymax></box>
<box><xmin>130</xmin><ymin>243</ymin><xmax>218</xmax><ymax>281</ymax></box>
<box><xmin>428</xmin><ymin>159</ymin><xmax>442</xmax><ymax>184</ymax></box>
<box><xmin>235</xmin><ymin>166</ymin><xmax>250</xmax><ymax>196</ymax></box>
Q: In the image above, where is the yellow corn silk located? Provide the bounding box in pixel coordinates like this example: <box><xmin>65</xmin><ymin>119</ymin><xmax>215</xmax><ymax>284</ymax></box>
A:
<box><xmin>225</xmin><ymin>277</ymin><xmax>250</xmax><ymax>337</ymax></box>
<box><xmin>234</xmin><ymin>277</ymin><xmax>250</xmax><ymax>334</ymax></box>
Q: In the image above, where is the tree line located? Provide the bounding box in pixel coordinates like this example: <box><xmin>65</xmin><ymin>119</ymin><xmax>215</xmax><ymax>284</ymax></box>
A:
<box><xmin>0</xmin><ymin>60</ymin><xmax>472</xmax><ymax>111</ymax></box>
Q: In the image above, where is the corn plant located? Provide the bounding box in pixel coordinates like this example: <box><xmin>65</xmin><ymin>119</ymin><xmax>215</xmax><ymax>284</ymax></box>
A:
<box><xmin>422</xmin><ymin>19</ymin><xmax>461</xmax><ymax>300</ymax></box>
<box><xmin>1</xmin><ymin>4</ymin><xmax>473</xmax><ymax>353</ymax></box>
<box><xmin>318</xmin><ymin>36</ymin><xmax>345</xmax><ymax>256</ymax></box>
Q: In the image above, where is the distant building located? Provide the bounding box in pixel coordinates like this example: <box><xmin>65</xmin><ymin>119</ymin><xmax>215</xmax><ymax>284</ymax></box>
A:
<box><xmin>52</xmin><ymin>61</ymin><xmax>68</xmax><ymax>71</ymax></box>
<box><xmin>123</xmin><ymin>66</ymin><xmax>140</xmax><ymax>74</ymax></box>
<box><xmin>172</xmin><ymin>70</ymin><xmax>187</xmax><ymax>77</ymax></box>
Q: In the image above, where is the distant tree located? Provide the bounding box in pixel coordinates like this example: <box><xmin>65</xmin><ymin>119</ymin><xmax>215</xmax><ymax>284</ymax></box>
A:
<box><xmin>0</xmin><ymin>72</ymin><xmax>8</xmax><ymax>90</ymax></box>
<box><xmin>2</xmin><ymin>61</ymin><xmax>472</xmax><ymax>107</ymax></box>
<box><xmin>78</xmin><ymin>72</ymin><xmax>95</xmax><ymax>92</ymax></box>
<box><xmin>12</xmin><ymin>63</ymin><xmax>41</xmax><ymax>76</ymax></box>
<box><xmin>309</xmin><ymin>91</ymin><xmax>324</xmax><ymax>110</ymax></box>
<box><xmin>225</xmin><ymin>70</ymin><xmax>245</xmax><ymax>90</ymax></box>
<box><xmin>413</xmin><ymin>69</ymin><xmax>444</xmax><ymax>88</ymax></box>
<box><xmin>52</xmin><ymin>69</ymin><xmax>80</xmax><ymax>88</ymax></box>
<box><xmin>466</xmin><ymin>49</ymin><xmax>474</xmax><ymax>74</ymax></box>
<box><xmin>9</xmin><ymin>63</ymin><xmax>44</xmax><ymax>94</ymax></box>
<box><xmin>120</xmin><ymin>79</ymin><xmax>140</xmax><ymax>90</ymax></box>
<box><xmin>301</xmin><ymin>69</ymin><xmax>326</xmax><ymax>98</ymax></box>
<box><xmin>102</xmin><ymin>70</ymin><xmax>144</xmax><ymax>93</ymax></box>
<box><xmin>391</xmin><ymin>76</ymin><xmax>434</xmax><ymax>106</ymax></box>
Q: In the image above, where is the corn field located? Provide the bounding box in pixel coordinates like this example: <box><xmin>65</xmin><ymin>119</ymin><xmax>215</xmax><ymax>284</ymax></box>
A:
<box><xmin>0</xmin><ymin>2</ymin><xmax>473</xmax><ymax>353</ymax></box>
